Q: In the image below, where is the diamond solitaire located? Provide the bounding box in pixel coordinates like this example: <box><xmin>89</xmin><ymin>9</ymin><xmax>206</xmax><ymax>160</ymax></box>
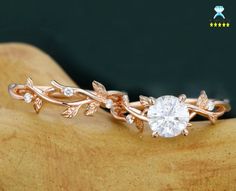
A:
<box><xmin>147</xmin><ymin>96</ymin><xmax>189</xmax><ymax>138</ymax></box>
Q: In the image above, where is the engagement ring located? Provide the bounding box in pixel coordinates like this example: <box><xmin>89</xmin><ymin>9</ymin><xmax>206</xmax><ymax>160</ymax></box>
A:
<box><xmin>8</xmin><ymin>78</ymin><xmax>231</xmax><ymax>138</ymax></box>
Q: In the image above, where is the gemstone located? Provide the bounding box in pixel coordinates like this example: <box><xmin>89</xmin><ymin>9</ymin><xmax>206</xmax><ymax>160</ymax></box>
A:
<box><xmin>206</xmin><ymin>100</ymin><xmax>215</xmax><ymax>111</ymax></box>
<box><xmin>214</xmin><ymin>6</ymin><xmax>225</xmax><ymax>19</ymax></box>
<box><xmin>63</xmin><ymin>87</ymin><xmax>74</xmax><ymax>97</ymax></box>
<box><xmin>105</xmin><ymin>99</ymin><xmax>113</xmax><ymax>109</ymax></box>
<box><xmin>214</xmin><ymin>6</ymin><xmax>224</xmax><ymax>13</ymax></box>
<box><xmin>147</xmin><ymin>95</ymin><xmax>189</xmax><ymax>138</ymax></box>
<box><xmin>126</xmin><ymin>114</ymin><xmax>134</xmax><ymax>124</ymax></box>
<box><xmin>23</xmin><ymin>93</ymin><xmax>33</xmax><ymax>103</ymax></box>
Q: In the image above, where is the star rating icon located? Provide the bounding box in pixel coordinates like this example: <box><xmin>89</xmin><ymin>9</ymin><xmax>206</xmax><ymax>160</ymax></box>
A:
<box><xmin>209</xmin><ymin>21</ymin><xmax>231</xmax><ymax>28</ymax></box>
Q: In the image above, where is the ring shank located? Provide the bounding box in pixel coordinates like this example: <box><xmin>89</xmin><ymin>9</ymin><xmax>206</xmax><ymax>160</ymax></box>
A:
<box><xmin>129</xmin><ymin>98</ymin><xmax>231</xmax><ymax>112</ymax></box>
<box><xmin>9</xmin><ymin>84</ymin><xmax>231</xmax><ymax>112</ymax></box>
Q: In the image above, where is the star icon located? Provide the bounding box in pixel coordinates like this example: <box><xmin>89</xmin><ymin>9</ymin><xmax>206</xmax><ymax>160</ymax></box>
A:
<box><xmin>226</xmin><ymin>23</ymin><xmax>230</xmax><ymax>27</ymax></box>
<box><xmin>218</xmin><ymin>23</ymin><xmax>222</xmax><ymax>27</ymax></box>
<box><xmin>210</xmin><ymin>22</ymin><xmax>213</xmax><ymax>27</ymax></box>
<box><xmin>222</xmin><ymin>23</ymin><xmax>226</xmax><ymax>27</ymax></box>
<box><xmin>214</xmin><ymin>22</ymin><xmax>218</xmax><ymax>27</ymax></box>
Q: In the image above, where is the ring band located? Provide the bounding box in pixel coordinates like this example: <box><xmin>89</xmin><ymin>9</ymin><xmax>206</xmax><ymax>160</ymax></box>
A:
<box><xmin>8</xmin><ymin>78</ymin><xmax>231</xmax><ymax>138</ymax></box>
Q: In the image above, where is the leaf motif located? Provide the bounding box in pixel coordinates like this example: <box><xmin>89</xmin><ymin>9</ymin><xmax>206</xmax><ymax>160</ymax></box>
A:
<box><xmin>92</xmin><ymin>81</ymin><xmax>107</xmax><ymax>97</ymax></box>
<box><xmin>122</xmin><ymin>95</ymin><xmax>129</xmax><ymax>106</ymax></box>
<box><xmin>134</xmin><ymin>118</ymin><xmax>144</xmax><ymax>133</ymax></box>
<box><xmin>26</xmin><ymin>77</ymin><xmax>34</xmax><ymax>87</ymax></box>
<box><xmin>61</xmin><ymin>106</ymin><xmax>81</xmax><ymax>118</ymax></box>
<box><xmin>197</xmin><ymin>90</ymin><xmax>208</xmax><ymax>109</ymax></box>
<box><xmin>33</xmin><ymin>97</ymin><xmax>43</xmax><ymax>113</ymax></box>
<box><xmin>208</xmin><ymin>113</ymin><xmax>218</xmax><ymax>124</ymax></box>
<box><xmin>139</xmin><ymin>95</ymin><xmax>155</xmax><ymax>107</ymax></box>
<box><xmin>85</xmin><ymin>101</ymin><xmax>100</xmax><ymax>116</ymax></box>
<box><xmin>111</xmin><ymin>104</ymin><xmax>126</xmax><ymax>116</ymax></box>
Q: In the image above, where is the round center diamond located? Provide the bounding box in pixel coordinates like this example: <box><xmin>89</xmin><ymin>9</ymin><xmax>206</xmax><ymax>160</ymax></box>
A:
<box><xmin>63</xmin><ymin>87</ymin><xmax>74</xmax><ymax>97</ymax></box>
<box><xmin>147</xmin><ymin>95</ymin><xmax>189</xmax><ymax>138</ymax></box>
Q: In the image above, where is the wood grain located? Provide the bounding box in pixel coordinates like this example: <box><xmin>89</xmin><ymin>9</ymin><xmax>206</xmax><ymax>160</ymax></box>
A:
<box><xmin>0</xmin><ymin>43</ymin><xmax>235</xmax><ymax>191</ymax></box>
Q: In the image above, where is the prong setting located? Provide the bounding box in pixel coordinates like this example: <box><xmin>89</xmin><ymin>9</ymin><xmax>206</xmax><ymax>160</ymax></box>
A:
<box><xmin>187</xmin><ymin>123</ymin><xmax>192</xmax><ymax>127</ymax></box>
<box><xmin>152</xmin><ymin>131</ymin><xmax>158</xmax><ymax>138</ymax></box>
<box><xmin>179</xmin><ymin>94</ymin><xmax>187</xmax><ymax>102</ymax></box>
<box><xmin>182</xmin><ymin>129</ymin><xmax>189</xmax><ymax>136</ymax></box>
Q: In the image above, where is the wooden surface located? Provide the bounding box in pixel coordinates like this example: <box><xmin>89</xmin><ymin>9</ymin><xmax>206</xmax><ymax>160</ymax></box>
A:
<box><xmin>0</xmin><ymin>43</ymin><xmax>235</xmax><ymax>191</ymax></box>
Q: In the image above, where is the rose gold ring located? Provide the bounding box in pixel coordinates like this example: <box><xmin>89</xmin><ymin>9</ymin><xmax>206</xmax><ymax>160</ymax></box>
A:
<box><xmin>8</xmin><ymin>78</ymin><xmax>231</xmax><ymax>138</ymax></box>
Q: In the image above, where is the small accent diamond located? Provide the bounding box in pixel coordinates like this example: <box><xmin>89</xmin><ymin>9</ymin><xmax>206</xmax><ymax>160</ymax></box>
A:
<box><xmin>63</xmin><ymin>87</ymin><xmax>74</xmax><ymax>97</ymax></box>
<box><xmin>126</xmin><ymin>114</ymin><xmax>134</xmax><ymax>124</ymax></box>
<box><xmin>206</xmin><ymin>100</ymin><xmax>215</xmax><ymax>111</ymax></box>
<box><xmin>24</xmin><ymin>93</ymin><xmax>33</xmax><ymax>103</ymax></box>
<box><xmin>105</xmin><ymin>99</ymin><xmax>113</xmax><ymax>109</ymax></box>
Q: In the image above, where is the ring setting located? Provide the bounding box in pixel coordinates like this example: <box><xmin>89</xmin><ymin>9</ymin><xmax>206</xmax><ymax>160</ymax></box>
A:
<box><xmin>147</xmin><ymin>95</ymin><xmax>190</xmax><ymax>138</ymax></box>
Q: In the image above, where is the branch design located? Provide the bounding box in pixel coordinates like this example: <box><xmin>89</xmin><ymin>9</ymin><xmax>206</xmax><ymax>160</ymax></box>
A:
<box><xmin>8</xmin><ymin>78</ymin><xmax>231</xmax><ymax>137</ymax></box>
<box><xmin>11</xmin><ymin>78</ymin><xmax>126</xmax><ymax>119</ymax></box>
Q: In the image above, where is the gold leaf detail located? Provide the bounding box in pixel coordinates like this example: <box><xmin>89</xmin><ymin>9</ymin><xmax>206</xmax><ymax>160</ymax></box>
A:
<box><xmin>85</xmin><ymin>101</ymin><xmax>100</xmax><ymax>116</ymax></box>
<box><xmin>197</xmin><ymin>90</ymin><xmax>208</xmax><ymax>109</ymax></box>
<box><xmin>111</xmin><ymin>104</ymin><xmax>126</xmax><ymax>116</ymax></box>
<box><xmin>26</xmin><ymin>77</ymin><xmax>33</xmax><ymax>87</ymax></box>
<box><xmin>208</xmin><ymin>113</ymin><xmax>218</xmax><ymax>124</ymax></box>
<box><xmin>33</xmin><ymin>97</ymin><xmax>43</xmax><ymax>113</ymax></box>
<box><xmin>92</xmin><ymin>81</ymin><xmax>107</xmax><ymax>97</ymax></box>
<box><xmin>61</xmin><ymin>106</ymin><xmax>81</xmax><ymax>118</ymax></box>
<box><xmin>139</xmin><ymin>95</ymin><xmax>155</xmax><ymax>107</ymax></box>
<box><xmin>134</xmin><ymin>118</ymin><xmax>144</xmax><ymax>133</ymax></box>
<box><xmin>122</xmin><ymin>95</ymin><xmax>129</xmax><ymax>106</ymax></box>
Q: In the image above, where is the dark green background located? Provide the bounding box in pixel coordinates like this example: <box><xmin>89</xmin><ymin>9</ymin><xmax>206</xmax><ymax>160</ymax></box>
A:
<box><xmin>0</xmin><ymin>1</ymin><xmax>235</xmax><ymax>117</ymax></box>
